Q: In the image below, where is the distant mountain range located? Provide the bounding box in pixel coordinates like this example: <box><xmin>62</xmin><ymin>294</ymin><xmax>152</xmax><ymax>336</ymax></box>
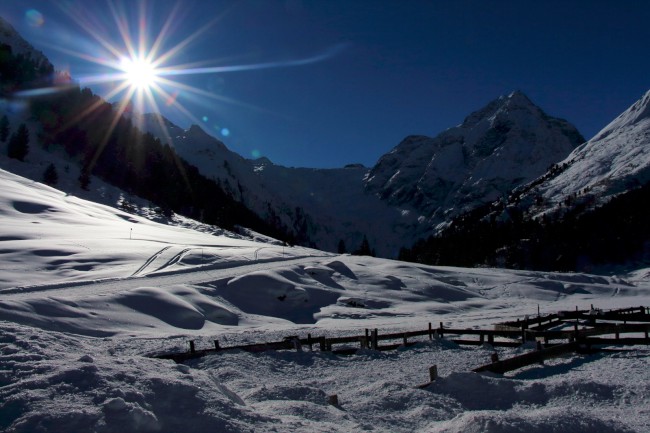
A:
<box><xmin>1</xmin><ymin>15</ymin><xmax>649</xmax><ymax>268</ymax></box>
<box><xmin>137</xmin><ymin>90</ymin><xmax>585</xmax><ymax>256</ymax></box>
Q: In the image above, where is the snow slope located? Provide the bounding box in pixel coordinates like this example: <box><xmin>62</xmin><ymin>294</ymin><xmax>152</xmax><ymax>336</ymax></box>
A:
<box><xmin>532</xmin><ymin>90</ymin><xmax>650</xmax><ymax>209</ymax></box>
<box><xmin>1</xmin><ymin>167</ymin><xmax>650</xmax><ymax>432</ymax></box>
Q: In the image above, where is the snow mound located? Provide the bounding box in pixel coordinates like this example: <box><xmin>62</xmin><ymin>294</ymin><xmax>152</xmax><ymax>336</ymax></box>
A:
<box><xmin>0</xmin><ymin>323</ymin><xmax>263</xmax><ymax>433</ymax></box>
<box><xmin>223</xmin><ymin>269</ymin><xmax>340</xmax><ymax>324</ymax></box>
<box><xmin>115</xmin><ymin>287</ymin><xmax>211</xmax><ymax>330</ymax></box>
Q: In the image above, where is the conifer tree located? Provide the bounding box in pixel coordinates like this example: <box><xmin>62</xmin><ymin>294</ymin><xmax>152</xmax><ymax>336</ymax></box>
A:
<box><xmin>78</xmin><ymin>165</ymin><xmax>91</xmax><ymax>190</ymax></box>
<box><xmin>0</xmin><ymin>115</ymin><xmax>9</xmax><ymax>142</ymax></box>
<box><xmin>7</xmin><ymin>123</ymin><xmax>29</xmax><ymax>161</ymax></box>
<box><xmin>354</xmin><ymin>235</ymin><xmax>373</xmax><ymax>256</ymax></box>
<box><xmin>42</xmin><ymin>163</ymin><xmax>58</xmax><ymax>186</ymax></box>
<box><xmin>337</xmin><ymin>239</ymin><xmax>347</xmax><ymax>254</ymax></box>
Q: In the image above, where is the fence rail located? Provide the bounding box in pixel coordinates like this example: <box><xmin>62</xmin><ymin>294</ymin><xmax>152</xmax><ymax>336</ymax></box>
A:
<box><xmin>153</xmin><ymin>305</ymin><xmax>650</xmax><ymax>365</ymax></box>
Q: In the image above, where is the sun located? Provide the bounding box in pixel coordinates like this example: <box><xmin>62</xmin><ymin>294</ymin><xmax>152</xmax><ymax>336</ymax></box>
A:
<box><xmin>119</xmin><ymin>56</ymin><xmax>159</xmax><ymax>91</ymax></box>
<box><xmin>41</xmin><ymin>1</ymin><xmax>346</xmax><ymax>150</ymax></box>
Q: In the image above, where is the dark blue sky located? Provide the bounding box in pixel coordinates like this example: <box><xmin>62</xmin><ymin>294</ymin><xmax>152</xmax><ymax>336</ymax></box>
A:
<box><xmin>2</xmin><ymin>1</ymin><xmax>650</xmax><ymax>168</ymax></box>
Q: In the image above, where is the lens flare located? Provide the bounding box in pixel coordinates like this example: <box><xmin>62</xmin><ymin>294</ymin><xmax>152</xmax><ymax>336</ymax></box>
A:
<box><xmin>25</xmin><ymin>9</ymin><xmax>44</xmax><ymax>27</ymax></box>
<box><xmin>18</xmin><ymin>1</ymin><xmax>345</xmax><ymax>175</ymax></box>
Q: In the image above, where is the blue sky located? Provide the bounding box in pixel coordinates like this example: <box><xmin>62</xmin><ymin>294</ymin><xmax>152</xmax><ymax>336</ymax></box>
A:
<box><xmin>2</xmin><ymin>0</ymin><xmax>650</xmax><ymax>168</ymax></box>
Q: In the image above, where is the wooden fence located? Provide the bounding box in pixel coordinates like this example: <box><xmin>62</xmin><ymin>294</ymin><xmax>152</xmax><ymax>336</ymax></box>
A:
<box><xmin>154</xmin><ymin>305</ymin><xmax>650</xmax><ymax>367</ymax></box>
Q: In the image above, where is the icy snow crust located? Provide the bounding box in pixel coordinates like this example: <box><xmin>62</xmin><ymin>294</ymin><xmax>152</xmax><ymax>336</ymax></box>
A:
<box><xmin>1</xmin><ymin>168</ymin><xmax>650</xmax><ymax>432</ymax></box>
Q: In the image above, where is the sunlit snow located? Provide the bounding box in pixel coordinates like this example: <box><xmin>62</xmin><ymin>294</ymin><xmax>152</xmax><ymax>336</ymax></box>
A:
<box><xmin>1</xmin><ymin>167</ymin><xmax>650</xmax><ymax>432</ymax></box>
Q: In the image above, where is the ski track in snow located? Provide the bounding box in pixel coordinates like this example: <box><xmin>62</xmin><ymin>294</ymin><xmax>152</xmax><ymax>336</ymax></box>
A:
<box><xmin>131</xmin><ymin>246</ymin><xmax>172</xmax><ymax>277</ymax></box>
<box><xmin>0</xmin><ymin>255</ymin><xmax>327</xmax><ymax>300</ymax></box>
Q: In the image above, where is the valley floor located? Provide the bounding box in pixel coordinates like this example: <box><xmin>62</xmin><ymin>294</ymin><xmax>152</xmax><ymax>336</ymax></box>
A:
<box><xmin>1</xmin><ymin>167</ymin><xmax>650</xmax><ymax>432</ymax></box>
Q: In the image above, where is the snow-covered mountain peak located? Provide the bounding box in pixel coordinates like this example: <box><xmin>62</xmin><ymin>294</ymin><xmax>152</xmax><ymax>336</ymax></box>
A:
<box><xmin>251</xmin><ymin>156</ymin><xmax>274</xmax><ymax>166</ymax></box>
<box><xmin>365</xmin><ymin>91</ymin><xmax>584</xmax><ymax>231</ymax></box>
<box><xmin>462</xmin><ymin>90</ymin><xmax>537</xmax><ymax>128</ymax></box>
<box><xmin>186</xmin><ymin>123</ymin><xmax>210</xmax><ymax>138</ymax></box>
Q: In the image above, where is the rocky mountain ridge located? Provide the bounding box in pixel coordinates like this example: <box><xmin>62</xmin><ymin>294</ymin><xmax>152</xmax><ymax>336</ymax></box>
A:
<box><xmin>363</xmin><ymin>91</ymin><xmax>585</xmax><ymax>230</ymax></box>
<box><xmin>142</xmin><ymin>91</ymin><xmax>585</xmax><ymax>256</ymax></box>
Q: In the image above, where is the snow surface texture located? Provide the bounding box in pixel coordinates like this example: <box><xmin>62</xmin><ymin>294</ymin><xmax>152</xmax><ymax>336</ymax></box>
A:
<box><xmin>532</xmin><ymin>90</ymin><xmax>650</xmax><ymax>209</ymax></box>
<box><xmin>1</xmin><ymin>167</ymin><xmax>650</xmax><ymax>432</ymax></box>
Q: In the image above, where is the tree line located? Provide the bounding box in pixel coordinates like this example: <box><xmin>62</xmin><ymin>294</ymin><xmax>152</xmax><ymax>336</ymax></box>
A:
<box><xmin>399</xmin><ymin>181</ymin><xmax>650</xmax><ymax>272</ymax></box>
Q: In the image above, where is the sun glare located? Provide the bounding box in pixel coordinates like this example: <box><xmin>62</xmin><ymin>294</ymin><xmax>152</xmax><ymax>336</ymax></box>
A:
<box><xmin>33</xmin><ymin>0</ymin><xmax>345</xmax><ymax>168</ymax></box>
<box><xmin>120</xmin><ymin>56</ymin><xmax>159</xmax><ymax>91</ymax></box>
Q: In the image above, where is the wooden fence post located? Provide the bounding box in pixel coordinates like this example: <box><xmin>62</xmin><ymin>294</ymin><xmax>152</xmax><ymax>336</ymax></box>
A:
<box><xmin>403</xmin><ymin>333</ymin><xmax>408</xmax><ymax>346</ymax></box>
<box><xmin>189</xmin><ymin>341</ymin><xmax>196</xmax><ymax>354</ymax></box>
<box><xmin>359</xmin><ymin>337</ymin><xmax>367</xmax><ymax>349</ymax></box>
<box><xmin>439</xmin><ymin>322</ymin><xmax>444</xmax><ymax>339</ymax></box>
<box><xmin>491</xmin><ymin>352</ymin><xmax>499</xmax><ymax>363</ymax></box>
<box><xmin>319</xmin><ymin>337</ymin><xmax>327</xmax><ymax>352</ymax></box>
<box><xmin>428</xmin><ymin>322</ymin><xmax>433</xmax><ymax>340</ymax></box>
<box><xmin>371</xmin><ymin>329</ymin><xmax>378</xmax><ymax>350</ymax></box>
<box><xmin>429</xmin><ymin>365</ymin><xmax>438</xmax><ymax>382</ymax></box>
<box><xmin>214</xmin><ymin>340</ymin><xmax>220</xmax><ymax>350</ymax></box>
<box><xmin>307</xmin><ymin>333</ymin><xmax>313</xmax><ymax>351</ymax></box>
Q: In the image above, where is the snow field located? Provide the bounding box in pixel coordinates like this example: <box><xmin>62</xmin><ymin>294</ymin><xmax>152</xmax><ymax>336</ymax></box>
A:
<box><xmin>1</xmin><ymin>167</ymin><xmax>650</xmax><ymax>431</ymax></box>
<box><xmin>2</xmin><ymin>321</ymin><xmax>648</xmax><ymax>432</ymax></box>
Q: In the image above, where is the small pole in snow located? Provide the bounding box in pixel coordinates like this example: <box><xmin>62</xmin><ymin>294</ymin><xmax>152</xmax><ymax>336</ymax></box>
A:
<box><xmin>537</xmin><ymin>304</ymin><xmax>540</xmax><ymax>317</ymax></box>
<box><xmin>429</xmin><ymin>365</ymin><xmax>438</xmax><ymax>382</ymax></box>
<box><xmin>130</xmin><ymin>228</ymin><xmax>132</xmax><ymax>240</ymax></box>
